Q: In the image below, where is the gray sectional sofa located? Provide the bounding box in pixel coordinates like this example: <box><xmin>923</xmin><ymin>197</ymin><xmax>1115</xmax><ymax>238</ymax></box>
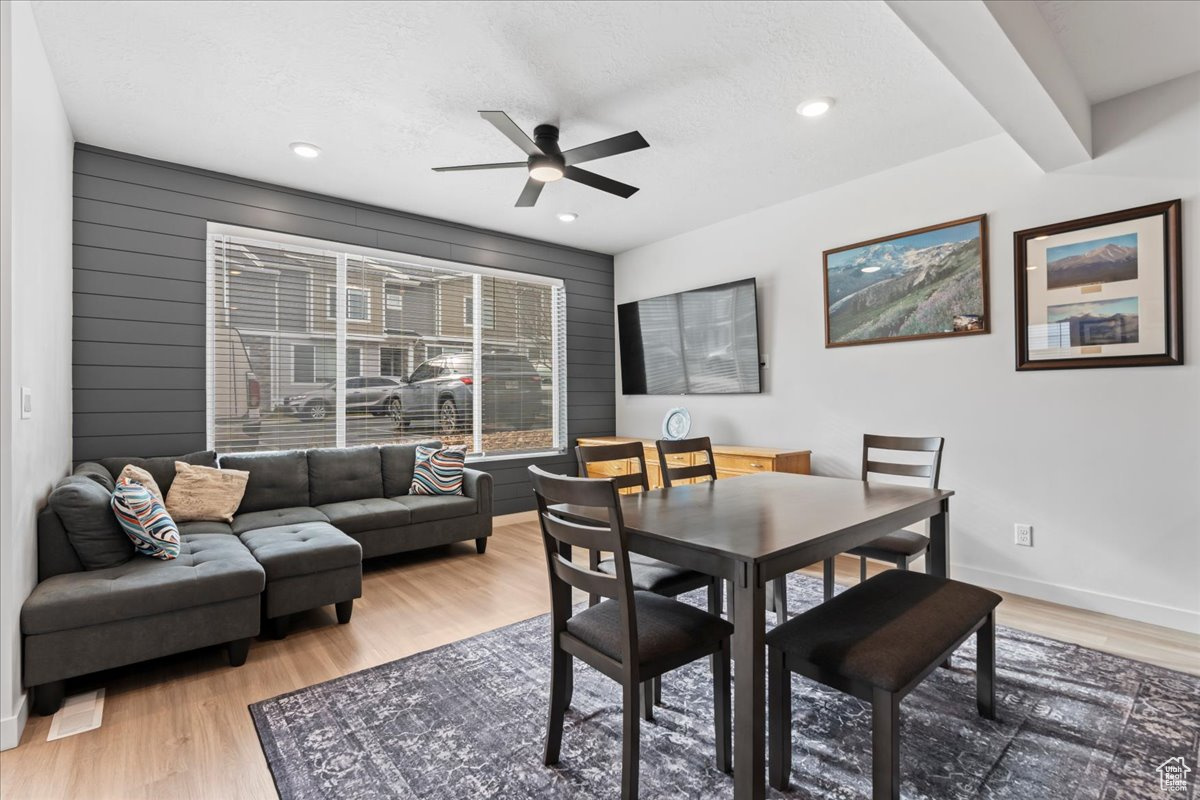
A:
<box><xmin>22</xmin><ymin>440</ymin><xmax>493</xmax><ymax>715</ymax></box>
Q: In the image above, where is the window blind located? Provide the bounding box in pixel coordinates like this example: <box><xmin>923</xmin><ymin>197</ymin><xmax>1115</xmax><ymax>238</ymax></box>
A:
<box><xmin>208</xmin><ymin>230</ymin><xmax>567</xmax><ymax>458</ymax></box>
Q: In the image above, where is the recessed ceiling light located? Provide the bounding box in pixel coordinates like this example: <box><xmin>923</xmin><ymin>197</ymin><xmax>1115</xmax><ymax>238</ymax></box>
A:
<box><xmin>290</xmin><ymin>142</ymin><xmax>321</xmax><ymax>158</ymax></box>
<box><xmin>861</xmin><ymin>266</ymin><xmax>881</xmax><ymax>273</ymax></box>
<box><xmin>556</xmin><ymin>212</ymin><xmax>579</xmax><ymax>223</ymax></box>
<box><xmin>797</xmin><ymin>97</ymin><xmax>834</xmax><ymax>117</ymax></box>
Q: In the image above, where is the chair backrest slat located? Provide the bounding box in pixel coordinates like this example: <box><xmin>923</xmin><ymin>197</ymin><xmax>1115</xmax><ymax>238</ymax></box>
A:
<box><xmin>540</xmin><ymin>512</ymin><xmax>616</xmax><ymax>551</ymax></box>
<box><xmin>576</xmin><ymin>442</ymin><xmax>650</xmax><ymax>492</ymax></box>
<box><xmin>861</xmin><ymin>434</ymin><xmax>945</xmax><ymax>489</ymax></box>
<box><xmin>865</xmin><ymin>460</ymin><xmax>933</xmax><ymax>479</ymax></box>
<box><xmin>550</xmin><ymin>552</ymin><xmax>620</xmax><ymax>600</ymax></box>
<box><xmin>656</xmin><ymin>436</ymin><xmax>717</xmax><ymax>488</ymax></box>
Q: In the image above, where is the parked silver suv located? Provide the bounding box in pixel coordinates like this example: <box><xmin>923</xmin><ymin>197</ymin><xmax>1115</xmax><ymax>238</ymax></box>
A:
<box><xmin>284</xmin><ymin>376</ymin><xmax>406</xmax><ymax>421</ymax></box>
<box><xmin>389</xmin><ymin>353</ymin><xmax>548</xmax><ymax>435</ymax></box>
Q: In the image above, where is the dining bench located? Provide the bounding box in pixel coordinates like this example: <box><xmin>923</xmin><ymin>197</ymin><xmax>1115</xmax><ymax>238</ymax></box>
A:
<box><xmin>767</xmin><ymin>569</ymin><xmax>1001</xmax><ymax>799</ymax></box>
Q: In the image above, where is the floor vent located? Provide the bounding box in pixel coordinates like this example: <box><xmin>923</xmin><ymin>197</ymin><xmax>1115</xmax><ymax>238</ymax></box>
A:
<box><xmin>47</xmin><ymin>689</ymin><xmax>105</xmax><ymax>741</ymax></box>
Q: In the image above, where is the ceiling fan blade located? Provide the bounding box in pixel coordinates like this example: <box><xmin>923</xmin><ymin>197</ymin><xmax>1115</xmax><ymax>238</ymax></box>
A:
<box><xmin>432</xmin><ymin>161</ymin><xmax>527</xmax><ymax>172</ymax></box>
<box><xmin>562</xmin><ymin>131</ymin><xmax>649</xmax><ymax>166</ymax></box>
<box><xmin>515</xmin><ymin>177</ymin><xmax>544</xmax><ymax>207</ymax></box>
<box><xmin>563</xmin><ymin>166</ymin><xmax>639</xmax><ymax>198</ymax></box>
<box><xmin>479</xmin><ymin>110</ymin><xmax>543</xmax><ymax>156</ymax></box>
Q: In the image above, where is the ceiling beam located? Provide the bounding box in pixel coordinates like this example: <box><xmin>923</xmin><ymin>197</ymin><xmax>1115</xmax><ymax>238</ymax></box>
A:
<box><xmin>886</xmin><ymin>0</ymin><xmax>1091</xmax><ymax>171</ymax></box>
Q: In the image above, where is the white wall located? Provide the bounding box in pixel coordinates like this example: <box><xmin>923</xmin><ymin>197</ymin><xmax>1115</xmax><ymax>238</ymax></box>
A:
<box><xmin>0</xmin><ymin>0</ymin><xmax>75</xmax><ymax>750</ymax></box>
<box><xmin>615</xmin><ymin>73</ymin><xmax>1200</xmax><ymax>633</ymax></box>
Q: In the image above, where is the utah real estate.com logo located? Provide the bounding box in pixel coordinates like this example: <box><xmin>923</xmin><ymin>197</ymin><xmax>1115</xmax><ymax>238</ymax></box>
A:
<box><xmin>1157</xmin><ymin>757</ymin><xmax>1192</xmax><ymax>793</ymax></box>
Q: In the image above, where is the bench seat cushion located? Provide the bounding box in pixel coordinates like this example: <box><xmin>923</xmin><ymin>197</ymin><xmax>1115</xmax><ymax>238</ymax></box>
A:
<box><xmin>232</xmin><ymin>506</ymin><xmax>329</xmax><ymax>535</ymax></box>
<box><xmin>389</xmin><ymin>494</ymin><xmax>477</xmax><ymax>524</ymax></box>
<box><xmin>766</xmin><ymin>570</ymin><xmax>1001</xmax><ymax>692</ymax></box>
<box><xmin>317</xmin><ymin>498</ymin><xmax>410</xmax><ymax>534</ymax></box>
<box><xmin>21</xmin><ymin>534</ymin><xmax>264</xmax><ymax>635</ymax></box>
<box><xmin>238</xmin><ymin>522</ymin><xmax>362</xmax><ymax>581</ymax></box>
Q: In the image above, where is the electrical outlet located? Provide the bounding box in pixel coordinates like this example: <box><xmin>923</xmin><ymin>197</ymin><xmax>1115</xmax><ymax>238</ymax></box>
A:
<box><xmin>1014</xmin><ymin>523</ymin><xmax>1033</xmax><ymax>547</ymax></box>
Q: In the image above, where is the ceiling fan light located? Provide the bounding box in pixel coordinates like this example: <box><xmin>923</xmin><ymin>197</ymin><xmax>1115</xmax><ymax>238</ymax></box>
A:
<box><xmin>289</xmin><ymin>141</ymin><xmax>321</xmax><ymax>158</ymax></box>
<box><xmin>556</xmin><ymin>212</ymin><xmax>578</xmax><ymax>223</ymax></box>
<box><xmin>530</xmin><ymin>164</ymin><xmax>564</xmax><ymax>182</ymax></box>
<box><xmin>797</xmin><ymin>97</ymin><xmax>834</xmax><ymax>117</ymax></box>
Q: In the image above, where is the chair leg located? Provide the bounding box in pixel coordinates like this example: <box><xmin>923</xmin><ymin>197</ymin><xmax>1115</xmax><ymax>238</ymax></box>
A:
<box><xmin>713</xmin><ymin>640</ymin><xmax>732</xmax><ymax>774</ymax></box>
<box><xmin>771</xmin><ymin>576</ymin><xmax>788</xmax><ymax>623</ymax></box>
<box><xmin>823</xmin><ymin>558</ymin><xmax>836</xmax><ymax>601</ymax></box>
<box><xmin>872</xmin><ymin>688</ymin><xmax>901</xmax><ymax>800</ymax></box>
<box><xmin>622</xmin><ymin>681</ymin><xmax>641</xmax><ymax>800</ymax></box>
<box><xmin>726</xmin><ymin>579</ymin><xmax>735</xmax><ymax>618</ymax></box>
<box><xmin>768</xmin><ymin>646</ymin><xmax>791</xmax><ymax>790</ymax></box>
<box><xmin>544</xmin><ymin>645</ymin><xmax>571</xmax><ymax>765</ymax></box>
<box><xmin>898</xmin><ymin>556</ymin><xmax>908</xmax><ymax>571</ymax></box>
<box><xmin>977</xmin><ymin>612</ymin><xmax>996</xmax><ymax>720</ymax></box>
<box><xmin>653</xmin><ymin>675</ymin><xmax>662</xmax><ymax>706</ymax></box>
<box><xmin>860</xmin><ymin>556</ymin><xmax>868</xmax><ymax>583</ymax></box>
<box><xmin>641</xmin><ymin>680</ymin><xmax>654</xmax><ymax>722</ymax></box>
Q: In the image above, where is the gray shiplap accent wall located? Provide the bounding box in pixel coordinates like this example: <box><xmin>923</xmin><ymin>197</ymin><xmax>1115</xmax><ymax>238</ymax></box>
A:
<box><xmin>72</xmin><ymin>144</ymin><xmax>615</xmax><ymax>514</ymax></box>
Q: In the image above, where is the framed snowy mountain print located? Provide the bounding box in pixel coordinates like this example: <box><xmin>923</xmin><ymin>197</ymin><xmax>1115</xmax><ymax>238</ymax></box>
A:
<box><xmin>822</xmin><ymin>215</ymin><xmax>989</xmax><ymax>348</ymax></box>
<box><xmin>1014</xmin><ymin>200</ymin><xmax>1182</xmax><ymax>370</ymax></box>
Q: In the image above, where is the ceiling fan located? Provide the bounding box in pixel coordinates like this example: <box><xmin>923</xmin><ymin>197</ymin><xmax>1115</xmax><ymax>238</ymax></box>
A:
<box><xmin>433</xmin><ymin>110</ymin><xmax>649</xmax><ymax>207</ymax></box>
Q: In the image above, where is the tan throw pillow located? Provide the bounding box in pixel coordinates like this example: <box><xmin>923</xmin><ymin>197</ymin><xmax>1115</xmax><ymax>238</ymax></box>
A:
<box><xmin>118</xmin><ymin>464</ymin><xmax>165</xmax><ymax>506</ymax></box>
<box><xmin>165</xmin><ymin>461</ymin><xmax>249</xmax><ymax>523</ymax></box>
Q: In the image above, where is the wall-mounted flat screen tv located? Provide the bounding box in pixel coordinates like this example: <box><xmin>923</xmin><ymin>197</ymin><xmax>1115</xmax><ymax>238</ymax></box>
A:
<box><xmin>618</xmin><ymin>278</ymin><xmax>761</xmax><ymax>395</ymax></box>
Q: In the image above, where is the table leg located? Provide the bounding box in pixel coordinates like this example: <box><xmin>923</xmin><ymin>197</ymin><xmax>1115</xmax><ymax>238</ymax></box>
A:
<box><xmin>927</xmin><ymin>499</ymin><xmax>950</xmax><ymax>578</ymax></box>
<box><xmin>733</xmin><ymin>564</ymin><xmax>766</xmax><ymax>800</ymax></box>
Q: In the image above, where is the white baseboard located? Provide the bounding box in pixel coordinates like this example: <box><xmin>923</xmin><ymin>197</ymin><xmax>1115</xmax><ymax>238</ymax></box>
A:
<box><xmin>0</xmin><ymin>690</ymin><xmax>28</xmax><ymax>751</ymax></box>
<box><xmin>953</xmin><ymin>564</ymin><xmax>1200</xmax><ymax>634</ymax></box>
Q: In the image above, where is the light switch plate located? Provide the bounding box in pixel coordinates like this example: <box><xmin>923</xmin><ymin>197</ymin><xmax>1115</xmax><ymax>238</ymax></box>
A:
<box><xmin>20</xmin><ymin>386</ymin><xmax>32</xmax><ymax>419</ymax></box>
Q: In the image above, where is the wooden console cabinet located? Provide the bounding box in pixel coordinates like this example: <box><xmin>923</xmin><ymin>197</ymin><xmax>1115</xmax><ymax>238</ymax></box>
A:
<box><xmin>575</xmin><ymin>436</ymin><xmax>811</xmax><ymax>490</ymax></box>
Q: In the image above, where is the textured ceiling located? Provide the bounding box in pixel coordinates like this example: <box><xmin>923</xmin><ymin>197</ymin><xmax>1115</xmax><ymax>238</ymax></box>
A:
<box><xmin>31</xmin><ymin>0</ymin><xmax>1000</xmax><ymax>254</ymax></box>
<box><xmin>1035</xmin><ymin>0</ymin><xmax>1200</xmax><ymax>104</ymax></box>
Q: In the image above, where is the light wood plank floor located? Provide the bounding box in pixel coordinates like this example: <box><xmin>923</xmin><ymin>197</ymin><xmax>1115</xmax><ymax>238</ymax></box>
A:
<box><xmin>2</xmin><ymin>513</ymin><xmax>1196</xmax><ymax>799</ymax></box>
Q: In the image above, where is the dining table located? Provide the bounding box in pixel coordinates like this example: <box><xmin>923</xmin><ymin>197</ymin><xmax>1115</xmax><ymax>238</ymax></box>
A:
<box><xmin>558</xmin><ymin>470</ymin><xmax>954</xmax><ymax>800</ymax></box>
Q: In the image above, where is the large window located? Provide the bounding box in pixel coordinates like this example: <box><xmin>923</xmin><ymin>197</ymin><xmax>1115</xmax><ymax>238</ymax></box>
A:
<box><xmin>208</xmin><ymin>228</ymin><xmax>566</xmax><ymax>458</ymax></box>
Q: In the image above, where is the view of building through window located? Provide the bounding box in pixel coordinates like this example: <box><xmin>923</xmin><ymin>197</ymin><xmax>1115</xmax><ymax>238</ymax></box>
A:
<box><xmin>209</xmin><ymin>232</ymin><xmax>565</xmax><ymax>458</ymax></box>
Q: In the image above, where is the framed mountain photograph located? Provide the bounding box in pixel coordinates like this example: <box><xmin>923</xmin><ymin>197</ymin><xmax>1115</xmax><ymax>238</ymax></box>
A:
<box><xmin>1014</xmin><ymin>200</ymin><xmax>1182</xmax><ymax>370</ymax></box>
<box><xmin>822</xmin><ymin>214</ymin><xmax>989</xmax><ymax>347</ymax></box>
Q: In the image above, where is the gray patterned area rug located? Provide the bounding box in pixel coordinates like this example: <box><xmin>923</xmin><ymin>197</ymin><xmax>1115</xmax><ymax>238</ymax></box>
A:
<box><xmin>250</xmin><ymin>574</ymin><xmax>1199</xmax><ymax>799</ymax></box>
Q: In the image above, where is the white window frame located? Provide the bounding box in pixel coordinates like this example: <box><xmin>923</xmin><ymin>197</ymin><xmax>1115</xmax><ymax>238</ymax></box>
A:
<box><xmin>207</xmin><ymin>223</ymin><xmax>567</xmax><ymax>461</ymax></box>
<box><xmin>463</xmin><ymin>295</ymin><xmax>495</xmax><ymax>329</ymax></box>
<box><xmin>327</xmin><ymin>285</ymin><xmax>370</xmax><ymax>322</ymax></box>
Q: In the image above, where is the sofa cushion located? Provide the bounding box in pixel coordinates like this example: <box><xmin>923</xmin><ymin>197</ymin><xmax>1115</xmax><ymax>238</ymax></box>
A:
<box><xmin>308</xmin><ymin>446</ymin><xmax>383</xmax><ymax>506</ymax></box>
<box><xmin>20</xmin><ymin>533</ymin><xmax>264</xmax><ymax>635</ymax></box>
<box><xmin>97</xmin><ymin>450</ymin><xmax>217</xmax><ymax>495</ymax></box>
<box><xmin>238</xmin><ymin>522</ymin><xmax>361</xmax><ymax>581</ymax></box>
<box><xmin>111</xmin><ymin>478</ymin><xmax>181</xmax><ymax>560</ymax></box>
<box><xmin>48</xmin><ymin>476</ymin><xmax>133</xmax><ymax>570</ymax></box>
<box><xmin>390</xmin><ymin>494</ymin><xmax>478</xmax><ymax>524</ymax></box>
<box><xmin>177</xmin><ymin>520</ymin><xmax>234</xmax><ymax>536</ymax></box>
<box><xmin>317</xmin><ymin>498</ymin><xmax>411</xmax><ymax>534</ymax></box>
<box><xmin>380</xmin><ymin>440</ymin><xmax>441</xmax><ymax>497</ymax></box>
<box><xmin>165</xmin><ymin>462</ymin><xmax>249</xmax><ymax>523</ymax></box>
<box><xmin>232</xmin><ymin>506</ymin><xmax>329</xmax><ymax>535</ymax></box>
<box><xmin>219</xmin><ymin>450</ymin><xmax>310</xmax><ymax>514</ymax></box>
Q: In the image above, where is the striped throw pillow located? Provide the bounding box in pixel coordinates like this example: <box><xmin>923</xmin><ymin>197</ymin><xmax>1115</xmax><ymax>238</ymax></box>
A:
<box><xmin>409</xmin><ymin>446</ymin><xmax>467</xmax><ymax>496</ymax></box>
<box><xmin>112</xmin><ymin>477</ymin><xmax>181</xmax><ymax>560</ymax></box>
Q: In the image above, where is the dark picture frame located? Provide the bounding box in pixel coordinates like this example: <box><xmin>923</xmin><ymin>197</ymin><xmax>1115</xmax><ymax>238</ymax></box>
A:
<box><xmin>822</xmin><ymin>214</ymin><xmax>990</xmax><ymax>348</ymax></box>
<box><xmin>1014</xmin><ymin>199</ymin><xmax>1182</xmax><ymax>370</ymax></box>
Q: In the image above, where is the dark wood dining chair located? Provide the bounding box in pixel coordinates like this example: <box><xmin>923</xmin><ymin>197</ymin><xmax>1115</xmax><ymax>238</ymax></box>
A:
<box><xmin>656</xmin><ymin>437</ymin><xmax>790</xmax><ymax>624</ymax></box>
<box><xmin>576</xmin><ymin>442</ymin><xmax>720</xmax><ymax>716</ymax></box>
<box><xmin>823</xmin><ymin>434</ymin><xmax>945</xmax><ymax>601</ymax></box>
<box><xmin>530</xmin><ymin>466</ymin><xmax>732</xmax><ymax>800</ymax></box>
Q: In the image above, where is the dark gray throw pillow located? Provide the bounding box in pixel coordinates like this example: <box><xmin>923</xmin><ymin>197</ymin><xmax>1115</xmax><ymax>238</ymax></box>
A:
<box><xmin>48</xmin><ymin>476</ymin><xmax>134</xmax><ymax>570</ymax></box>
